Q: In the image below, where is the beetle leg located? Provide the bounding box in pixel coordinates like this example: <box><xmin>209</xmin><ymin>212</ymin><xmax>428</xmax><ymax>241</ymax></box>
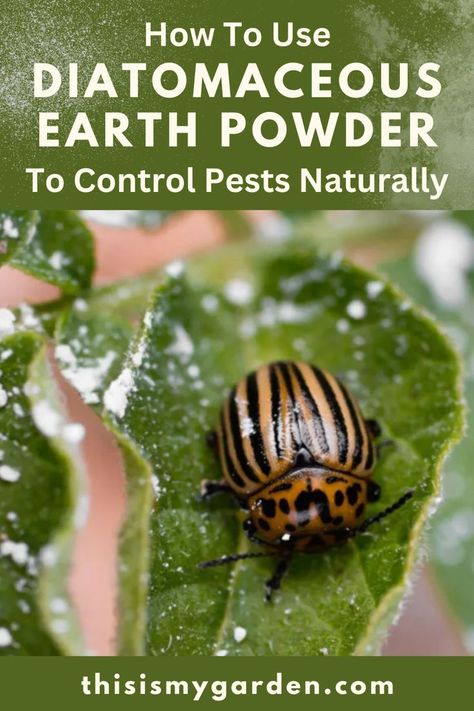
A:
<box><xmin>367</xmin><ymin>480</ymin><xmax>381</xmax><ymax>502</ymax></box>
<box><xmin>365</xmin><ymin>419</ymin><xmax>396</xmax><ymax>455</ymax></box>
<box><xmin>265</xmin><ymin>558</ymin><xmax>291</xmax><ymax>602</ymax></box>
<box><xmin>199</xmin><ymin>479</ymin><xmax>231</xmax><ymax>500</ymax></box>
<box><xmin>357</xmin><ymin>490</ymin><xmax>414</xmax><ymax>534</ymax></box>
<box><xmin>365</xmin><ymin>418</ymin><xmax>382</xmax><ymax>439</ymax></box>
<box><xmin>242</xmin><ymin>518</ymin><xmax>265</xmax><ymax>544</ymax></box>
<box><xmin>206</xmin><ymin>430</ymin><xmax>218</xmax><ymax>452</ymax></box>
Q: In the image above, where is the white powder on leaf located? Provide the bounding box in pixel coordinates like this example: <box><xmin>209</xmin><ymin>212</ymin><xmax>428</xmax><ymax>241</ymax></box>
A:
<box><xmin>0</xmin><ymin>309</ymin><xmax>16</xmax><ymax>337</ymax></box>
<box><xmin>18</xmin><ymin>600</ymin><xmax>30</xmax><ymax>614</ymax></box>
<box><xmin>32</xmin><ymin>401</ymin><xmax>63</xmax><ymax>437</ymax></box>
<box><xmin>224</xmin><ymin>279</ymin><xmax>254</xmax><ymax>306</ymax></box>
<box><xmin>346</xmin><ymin>300</ymin><xmax>367</xmax><ymax>319</ymax></box>
<box><xmin>2</xmin><ymin>216</ymin><xmax>19</xmax><ymax>239</ymax></box>
<box><xmin>61</xmin><ymin>350</ymin><xmax>117</xmax><ymax>404</ymax></box>
<box><xmin>62</xmin><ymin>423</ymin><xmax>85</xmax><ymax>444</ymax></box>
<box><xmin>13</xmin><ymin>403</ymin><xmax>24</xmax><ymax>418</ymax></box>
<box><xmin>166</xmin><ymin>325</ymin><xmax>194</xmax><ymax>360</ymax></box>
<box><xmin>49</xmin><ymin>598</ymin><xmax>68</xmax><ymax>614</ymax></box>
<box><xmin>40</xmin><ymin>545</ymin><xmax>58</xmax><ymax>568</ymax></box>
<box><xmin>0</xmin><ymin>628</ymin><xmax>13</xmax><ymax>647</ymax></box>
<box><xmin>201</xmin><ymin>294</ymin><xmax>218</xmax><ymax>313</ymax></box>
<box><xmin>32</xmin><ymin>398</ymin><xmax>85</xmax><ymax>444</ymax></box>
<box><xmin>19</xmin><ymin>303</ymin><xmax>40</xmax><ymax>330</ymax></box>
<box><xmin>187</xmin><ymin>364</ymin><xmax>200</xmax><ymax>379</ymax></box>
<box><xmin>233</xmin><ymin>626</ymin><xmax>247</xmax><ymax>643</ymax></box>
<box><xmin>0</xmin><ymin>386</ymin><xmax>8</xmax><ymax>408</ymax></box>
<box><xmin>50</xmin><ymin>619</ymin><xmax>70</xmax><ymax>635</ymax></box>
<box><xmin>336</xmin><ymin>318</ymin><xmax>350</xmax><ymax>334</ymax></box>
<box><xmin>104</xmin><ymin>367</ymin><xmax>135</xmax><ymax>418</ymax></box>
<box><xmin>131</xmin><ymin>338</ymin><xmax>146</xmax><ymax>367</ymax></box>
<box><xmin>73</xmin><ymin>298</ymin><xmax>88</xmax><ymax>313</ymax></box>
<box><xmin>0</xmin><ymin>540</ymin><xmax>28</xmax><ymax>565</ymax></box>
<box><xmin>23</xmin><ymin>382</ymin><xmax>39</xmax><ymax>397</ymax></box>
<box><xmin>165</xmin><ymin>261</ymin><xmax>184</xmax><ymax>278</ymax></box>
<box><xmin>55</xmin><ymin>344</ymin><xmax>76</xmax><ymax>366</ymax></box>
<box><xmin>366</xmin><ymin>280</ymin><xmax>384</xmax><ymax>299</ymax></box>
<box><xmin>0</xmin><ymin>465</ymin><xmax>21</xmax><ymax>483</ymax></box>
<box><xmin>48</xmin><ymin>251</ymin><xmax>66</xmax><ymax>270</ymax></box>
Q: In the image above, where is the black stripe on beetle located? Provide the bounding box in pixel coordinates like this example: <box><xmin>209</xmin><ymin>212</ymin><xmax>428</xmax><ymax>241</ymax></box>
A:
<box><xmin>246</xmin><ymin>371</ymin><xmax>271</xmax><ymax>476</ymax></box>
<box><xmin>227</xmin><ymin>387</ymin><xmax>261</xmax><ymax>484</ymax></box>
<box><xmin>220</xmin><ymin>410</ymin><xmax>246</xmax><ymax>489</ymax></box>
<box><xmin>270</xmin><ymin>365</ymin><xmax>282</xmax><ymax>458</ymax></box>
<box><xmin>311</xmin><ymin>366</ymin><xmax>349</xmax><ymax>465</ymax></box>
<box><xmin>292</xmin><ymin>362</ymin><xmax>330</xmax><ymax>455</ymax></box>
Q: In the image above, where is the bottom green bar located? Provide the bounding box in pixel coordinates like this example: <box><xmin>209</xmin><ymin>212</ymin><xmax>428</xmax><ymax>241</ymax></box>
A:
<box><xmin>0</xmin><ymin>657</ymin><xmax>471</xmax><ymax>709</ymax></box>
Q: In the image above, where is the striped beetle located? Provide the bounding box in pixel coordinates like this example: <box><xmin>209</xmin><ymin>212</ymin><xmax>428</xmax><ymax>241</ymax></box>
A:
<box><xmin>199</xmin><ymin>361</ymin><xmax>413</xmax><ymax>600</ymax></box>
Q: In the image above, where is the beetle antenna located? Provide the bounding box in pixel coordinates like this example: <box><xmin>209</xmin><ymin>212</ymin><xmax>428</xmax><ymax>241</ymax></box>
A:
<box><xmin>357</xmin><ymin>490</ymin><xmax>415</xmax><ymax>534</ymax></box>
<box><xmin>198</xmin><ymin>552</ymin><xmax>278</xmax><ymax>569</ymax></box>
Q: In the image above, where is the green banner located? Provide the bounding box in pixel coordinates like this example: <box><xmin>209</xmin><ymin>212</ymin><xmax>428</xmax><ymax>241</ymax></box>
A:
<box><xmin>1</xmin><ymin>0</ymin><xmax>473</xmax><ymax>208</ymax></box>
<box><xmin>1</xmin><ymin>657</ymin><xmax>472</xmax><ymax>708</ymax></box>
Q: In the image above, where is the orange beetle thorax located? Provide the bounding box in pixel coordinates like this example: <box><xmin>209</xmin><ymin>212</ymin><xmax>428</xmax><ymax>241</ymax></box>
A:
<box><xmin>247</xmin><ymin>467</ymin><xmax>370</xmax><ymax>550</ymax></box>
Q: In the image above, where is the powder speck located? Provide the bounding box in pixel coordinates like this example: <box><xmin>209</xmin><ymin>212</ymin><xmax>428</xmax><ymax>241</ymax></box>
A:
<box><xmin>346</xmin><ymin>300</ymin><xmax>367</xmax><ymax>319</ymax></box>
<box><xmin>201</xmin><ymin>294</ymin><xmax>218</xmax><ymax>313</ymax></box>
<box><xmin>166</xmin><ymin>325</ymin><xmax>194</xmax><ymax>360</ymax></box>
<box><xmin>0</xmin><ymin>539</ymin><xmax>28</xmax><ymax>565</ymax></box>
<box><xmin>62</xmin><ymin>423</ymin><xmax>85</xmax><ymax>444</ymax></box>
<box><xmin>366</xmin><ymin>280</ymin><xmax>384</xmax><ymax>299</ymax></box>
<box><xmin>165</xmin><ymin>261</ymin><xmax>185</xmax><ymax>278</ymax></box>
<box><xmin>55</xmin><ymin>344</ymin><xmax>76</xmax><ymax>366</ymax></box>
<box><xmin>336</xmin><ymin>318</ymin><xmax>350</xmax><ymax>334</ymax></box>
<box><xmin>104</xmin><ymin>367</ymin><xmax>134</xmax><ymax>418</ymax></box>
<box><xmin>0</xmin><ymin>308</ymin><xmax>16</xmax><ymax>337</ymax></box>
<box><xmin>48</xmin><ymin>251</ymin><xmax>65</xmax><ymax>270</ymax></box>
<box><xmin>0</xmin><ymin>465</ymin><xmax>21</xmax><ymax>483</ymax></box>
<box><xmin>0</xmin><ymin>628</ymin><xmax>13</xmax><ymax>647</ymax></box>
<box><xmin>0</xmin><ymin>386</ymin><xmax>8</xmax><ymax>408</ymax></box>
<box><xmin>50</xmin><ymin>598</ymin><xmax>69</xmax><ymax>614</ymax></box>
<box><xmin>233</xmin><ymin>626</ymin><xmax>247</xmax><ymax>643</ymax></box>
<box><xmin>2</xmin><ymin>216</ymin><xmax>19</xmax><ymax>238</ymax></box>
<box><xmin>32</xmin><ymin>401</ymin><xmax>62</xmax><ymax>437</ymax></box>
<box><xmin>224</xmin><ymin>279</ymin><xmax>254</xmax><ymax>306</ymax></box>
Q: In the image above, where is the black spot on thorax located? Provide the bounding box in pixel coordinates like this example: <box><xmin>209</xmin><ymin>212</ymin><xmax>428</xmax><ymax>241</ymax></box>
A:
<box><xmin>347</xmin><ymin>483</ymin><xmax>362</xmax><ymax>506</ymax></box>
<box><xmin>279</xmin><ymin>498</ymin><xmax>290</xmax><ymax>514</ymax></box>
<box><xmin>259</xmin><ymin>498</ymin><xmax>277</xmax><ymax>518</ymax></box>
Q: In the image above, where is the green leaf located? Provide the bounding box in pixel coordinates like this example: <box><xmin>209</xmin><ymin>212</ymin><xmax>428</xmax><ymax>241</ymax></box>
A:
<box><xmin>0</xmin><ymin>210</ymin><xmax>39</xmax><ymax>266</ymax></box>
<box><xmin>8</xmin><ymin>211</ymin><xmax>95</xmax><ymax>293</ymax></box>
<box><xmin>59</xmin><ymin>245</ymin><xmax>463</xmax><ymax>655</ymax></box>
<box><xmin>0</xmin><ymin>332</ymin><xmax>85</xmax><ymax>655</ymax></box>
<box><xmin>53</xmin><ymin>273</ymin><xmax>163</xmax><ymax>655</ymax></box>
<box><xmin>383</xmin><ymin>253</ymin><xmax>474</xmax><ymax>652</ymax></box>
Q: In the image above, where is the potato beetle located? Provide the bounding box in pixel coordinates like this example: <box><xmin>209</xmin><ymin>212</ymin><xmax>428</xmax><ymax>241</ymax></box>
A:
<box><xmin>199</xmin><ymin>361</ymin><xmax>413</xmax><ymax>600</ymax></box>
